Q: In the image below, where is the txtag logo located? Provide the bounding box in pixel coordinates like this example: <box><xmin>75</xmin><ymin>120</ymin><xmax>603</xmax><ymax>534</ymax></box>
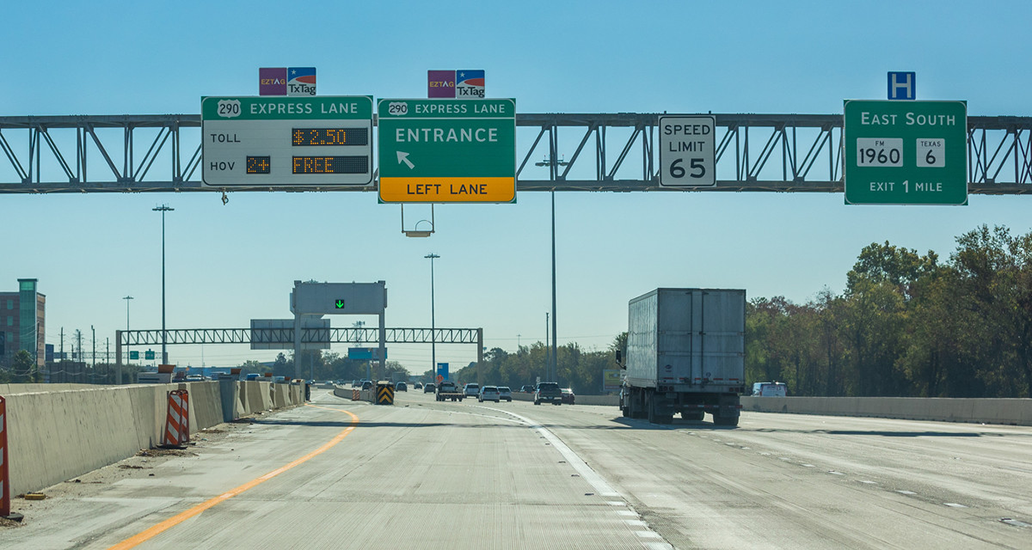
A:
<box><xmin>456</xmin><ymin>70</ymin><xmax>485</xmax><ymax>98</ymax></box>
<box><xmin>288</xmin><ymin>67</ymin><xmax>316</xmax><ymax>96</ymax></box>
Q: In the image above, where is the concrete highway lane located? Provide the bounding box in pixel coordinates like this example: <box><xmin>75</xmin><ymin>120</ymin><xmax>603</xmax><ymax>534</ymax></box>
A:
<box><xmin>0</xmin><ymin>390</ymin><xmax>666</xmax><ymax>549</ymax></box>
<box><xmin>3</xmin><ymin>389</ymin><xmax>1031</xmax><ymax>549</ymax></box>
<box><xmin>514</xmin><ymin>400</ymin><xmax>1032</xmax><ymax>549</ymax></box>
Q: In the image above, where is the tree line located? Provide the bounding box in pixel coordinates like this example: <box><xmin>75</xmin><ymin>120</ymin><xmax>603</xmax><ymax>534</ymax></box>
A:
<box><xmin>748</xmin><ymin>225</ymin><xmax>1032</xmax><ymax>398</ymax></box>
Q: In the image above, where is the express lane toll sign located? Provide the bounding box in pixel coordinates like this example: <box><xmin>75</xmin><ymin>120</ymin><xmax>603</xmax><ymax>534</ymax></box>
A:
<box><xmin>201</xmin><ymin>96</ymin><xmax>373</xmax><ymax>187</ymax></box>
<box><xmin>377</xmin><ymin>98</ymin><xmax>516</xmax><ymax>203</ymax></box>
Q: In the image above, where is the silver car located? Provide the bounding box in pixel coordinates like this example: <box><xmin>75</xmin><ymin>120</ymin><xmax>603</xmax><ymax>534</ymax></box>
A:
<box><xmin>478</xmin><ymin>385</ymin><xmax>500</xmax><ymax>403</ymax></box>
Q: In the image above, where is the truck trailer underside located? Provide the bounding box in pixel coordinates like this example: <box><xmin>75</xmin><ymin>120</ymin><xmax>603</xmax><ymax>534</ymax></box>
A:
<box><xmin>620</xmin><ymin>386</ymin><xmax>741</xmax><ymax>426</ymax></box>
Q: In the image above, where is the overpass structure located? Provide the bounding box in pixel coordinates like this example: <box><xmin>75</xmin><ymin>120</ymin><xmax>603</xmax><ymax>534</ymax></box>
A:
<box><xmin>1</xmin><ymin>113</ymin><xmax>1030</xmax><ymax>194</ymax></box>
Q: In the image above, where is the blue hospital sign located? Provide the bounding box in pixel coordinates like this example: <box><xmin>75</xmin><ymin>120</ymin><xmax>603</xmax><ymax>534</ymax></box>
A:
<box><xmin>888</xmin><ymin>72</ymin><xmax>916</xmax><ymax>100</ymax></box>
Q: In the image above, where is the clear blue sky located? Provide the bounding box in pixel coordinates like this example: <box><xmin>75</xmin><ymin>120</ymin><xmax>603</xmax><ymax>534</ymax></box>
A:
<box><xmin>3</xmin><ymin>1</ymin><xmax>1031</xmax><ymax>374</ymax></box>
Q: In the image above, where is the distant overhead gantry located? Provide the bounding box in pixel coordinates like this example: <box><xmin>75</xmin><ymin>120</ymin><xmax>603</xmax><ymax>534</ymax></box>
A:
<box><xmin>1</xmin><ymin>113</ymin><xmax>1030</xmax><ymax>194</ymax></box>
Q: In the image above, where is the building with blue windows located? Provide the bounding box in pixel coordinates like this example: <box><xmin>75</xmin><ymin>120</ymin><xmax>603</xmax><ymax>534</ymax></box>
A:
<box><xmin>0</xmin><ymin>278</ymin><xmax>46</xmax><ymax>369</ymax></box>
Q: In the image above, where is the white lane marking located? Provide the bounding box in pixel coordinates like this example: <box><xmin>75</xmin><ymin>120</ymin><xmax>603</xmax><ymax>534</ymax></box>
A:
<box><xmin>487</xmin><ymin>407</ymin><xmax>672</xmax><ymax>544</ymax></box>
<box><xmin>859</xmin><ymin>480</ymin><xmax>877</xmax><ymax>485</ymax></box>
<box><xmin>944</xmin><ymin>503</ymin><xmax>968</xmax><ymax>508</ymax></box>
<box><xmin>489</xmin><ymin>407</ymin><xmax>622</xmax><ymax>497</ymax></box>
<box><xmin>645</xmin><ymin>543</ymin><xmax>675</xmax><ymax>550</ymax></box>
<box><xmin>802</xmin><ymin>464</ymin><xmax>816</xmax><ymax>468</ymax></box>
<box><xmin>617</xmin><ymin>510</ymin><xmax>637</xmax><ymax>517</ymax></box>
<box><xmin>606</xmin><ymin>501</ymin><xmax>626</xmax><ymax>506</ymax></box>
<box><xmin>625</xmin><ymin>520</ymin><xmax>648</xmax><ymax>527</ymax></box>
<box><xmin>828</xmin><ymin>471</ymin><xmax>845</xmax><ymax>476</ymax></box>
<box><xmin>897</xmin><ymin>490</ymin><xmax>917</xmax><ymax>495</ymax></box>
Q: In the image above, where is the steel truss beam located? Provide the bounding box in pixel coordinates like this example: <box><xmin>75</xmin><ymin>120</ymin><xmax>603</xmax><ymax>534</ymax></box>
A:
<box><xmin>118</xmin><ymin>327</ymin><xmax>481</xmax><ymax>346</ymax></box>
<box><xmin>2</xmin><ymin>113</ymin><xmax>1031</xmax><ymax>194</ymax></box>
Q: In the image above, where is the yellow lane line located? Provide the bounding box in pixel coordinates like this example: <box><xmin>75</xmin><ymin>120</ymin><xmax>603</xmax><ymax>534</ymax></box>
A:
<box><xmin>108</xmin><ymin>405</ymin><xmax>358</xmax><ymax>550</ymax></box>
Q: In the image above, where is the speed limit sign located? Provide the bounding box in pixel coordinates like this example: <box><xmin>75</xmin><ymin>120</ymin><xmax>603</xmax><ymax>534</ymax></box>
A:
<box><xmin>659</xmin><ymin>115</ymin><xmax>716</xmax><ymax>186</ymax></box>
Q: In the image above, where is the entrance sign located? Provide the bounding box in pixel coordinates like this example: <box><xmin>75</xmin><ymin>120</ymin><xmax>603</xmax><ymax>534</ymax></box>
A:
<box><xmin>377</xmin><ymin>98</ymin><xmax>516</xmax><ymax>203</ymax></box>
<box><xmin>659</xmin><ymin>116</ymin><xmax>716</xmax><ymax>186</ymax></box>
<box><xmin>844</xmin><ymin>100</ymin><xmax>967</xmax><ymax>205</ymax></box>
<box><xmin>201</xmin><ymin>95</ymin><xmax>373</xmax><ymax>187</ymax></box>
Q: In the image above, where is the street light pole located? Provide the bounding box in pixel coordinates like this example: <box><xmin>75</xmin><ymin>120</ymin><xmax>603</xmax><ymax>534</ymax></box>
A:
<box><xmin>425</xmin><ymin>253</ymin><xmax>440</xmax><ymax>379</ymax></box>
<box><xmin>153</xmin><ymin>204</ymin><xmax>174</xmax><ymax>365</ymax></box>
<box><xmin>536</xmin><ymin>153</ymin><xmax>567</xmax><ymax>383</ymax></box>
<box><xmin>551</xmin><ymin>189</ymin><xmax>558</xmax><ymax>382</ymax></box>
<box><xmin>123</xmin><ymin>295</ymin><xmax>133</xmax><ymax>334</ymax></box>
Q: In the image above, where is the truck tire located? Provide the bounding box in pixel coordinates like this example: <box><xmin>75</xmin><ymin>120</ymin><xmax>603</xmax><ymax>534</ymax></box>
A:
<box><xmin>646</xmin><ymin>393</ymin><xmax>672</xmax><ymax>424</ymax></box>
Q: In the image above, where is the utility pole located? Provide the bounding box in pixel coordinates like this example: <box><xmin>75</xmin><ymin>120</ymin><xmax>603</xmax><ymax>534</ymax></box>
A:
<box><xmin>91</xmin><ymin>325</ymin><xmax>96</xmax><ymax>373</ymax></box>
<box><xmin>75</xmin><ymin>329</ymin><xmax>83</xmax><ymax>383</ymax></box>
<box><xmin>59</xmin><ymin>327</ymin><xmax>64</xmax><ymax>363</ymax></box>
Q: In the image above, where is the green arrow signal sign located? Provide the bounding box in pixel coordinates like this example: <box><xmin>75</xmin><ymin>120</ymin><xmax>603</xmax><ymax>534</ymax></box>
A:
<box><xmin>335</xmin><ymin>299</ymin><xmax>345</xmax><ymax>309</ymax></box>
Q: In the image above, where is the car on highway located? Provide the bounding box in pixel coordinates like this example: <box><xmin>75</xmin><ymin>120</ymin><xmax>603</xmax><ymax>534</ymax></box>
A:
<box><xmin>534</xmin><ymin>382</ymin><xmax>563</xmax><ymax>405</ymax></box>
<box><xmin>423</xmin><ymin>383</ymin><xmax>436</xmax><ymax>393</ymax></box>
<box><xmin>478</xmin><ymin>385</ymin><xmax>500</xmax><ymax>403</ymax></box>
<box><xmin>463</xmin><ymin>383</ymin><xmax>480</xmax><ymax>398</ymax></box>
<box><xmin>752</xmin><ymin>381</ymin><xmax>788</xmax><ymax>397</ymax></box>
<box><xmin>498</xmin><ymin>386</ymin><xmax>512</xmax><ymax>402</ymax></box>
<box><xmin>414</xmin><ymin>382</ymin><xmax>423</xmax><ymax>390</ymax></box>
<box><xmin>561</xmin><ymin>388</ymin><xmax>576</xmax><ymax>404</ymax></box>
<box><xmin>521</xmin><ymin>385</ymin><xmax>535</xmax><ymax>393</ymax></box>
<box><xmin>396</xmin><ymin>381</ymin><xmax>407</xmax><ymax>392</ymax></box>
<box><xmin>361</xmin><ymin>380</ymin><xmax>373</xmax><ymax>390</ymax></box>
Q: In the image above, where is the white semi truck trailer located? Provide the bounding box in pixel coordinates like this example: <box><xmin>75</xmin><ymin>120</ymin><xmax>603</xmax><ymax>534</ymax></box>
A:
<box><xmin>618</xmin><ymin>288</ymin><xmax>746</xmax><ymax>426</ymax></box>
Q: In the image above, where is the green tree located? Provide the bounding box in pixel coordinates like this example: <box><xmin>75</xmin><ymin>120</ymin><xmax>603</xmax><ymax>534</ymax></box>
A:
<box><xmin>11</xmin><ymin>350</ymin><xmax>39</xmax><ymax>383</ymax></box>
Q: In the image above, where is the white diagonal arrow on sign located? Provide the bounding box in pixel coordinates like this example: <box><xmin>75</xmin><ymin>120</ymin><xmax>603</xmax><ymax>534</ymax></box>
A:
<box><xmin>397</xmin><ymin>151</ymin><xmax>415</xmax><ymax>169</ymax></box>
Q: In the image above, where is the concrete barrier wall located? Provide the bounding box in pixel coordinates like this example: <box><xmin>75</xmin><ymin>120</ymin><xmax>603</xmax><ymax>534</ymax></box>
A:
<box><xmin>740</xmin><ymin>396</ymin><xmax>1032</xmax><ymax>426</ymax></box>
<box><xmin>2</xmin><ymin>381</ymin><xmax>303</xmax><ymax>496</ymax></box>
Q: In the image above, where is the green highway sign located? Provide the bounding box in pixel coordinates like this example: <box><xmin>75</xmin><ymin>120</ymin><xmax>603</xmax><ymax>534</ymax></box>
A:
<box><xmin>377</xmin><ymin>98</ymin><xmax>516</xmax><ymax>203</ymax></box>
<box><xmin>129</xmin><ymin>351</ymin><xmax>139</xmax><ymax>360</ymax></box>
<box><xmin>201</xmin><ymin>95</ymin><xmax>373</xmax><ymax>187</ymax></box>
<box><xmin>844</xmin><ymin>100</ymin><xmax>967</xmax><ymax>205</ymax></box>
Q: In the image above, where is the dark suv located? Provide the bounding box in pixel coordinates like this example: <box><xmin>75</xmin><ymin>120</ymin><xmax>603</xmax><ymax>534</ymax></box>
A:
<box><xmin>534</xmin><ymin>382</ymin><xmax>563</xmax><ymax>405</ymax></box>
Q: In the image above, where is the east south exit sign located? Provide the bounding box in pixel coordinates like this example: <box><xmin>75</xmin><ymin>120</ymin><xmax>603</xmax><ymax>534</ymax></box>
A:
<box><xmin>844</xmin><ymin>100</ymin><xmax>967</xmax><ymax>205</ymax></box>
<box><xmin>377</xmin><ymin>98</ymin><xmax>516</xmax><ymax>203</ymax></box>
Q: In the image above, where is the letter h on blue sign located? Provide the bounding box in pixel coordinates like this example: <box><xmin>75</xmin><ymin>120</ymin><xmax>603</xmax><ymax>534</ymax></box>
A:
<box><xmin>888</xmin><ymin>72</ymin><xmax>916</xmax><ymax>100</ymax></box>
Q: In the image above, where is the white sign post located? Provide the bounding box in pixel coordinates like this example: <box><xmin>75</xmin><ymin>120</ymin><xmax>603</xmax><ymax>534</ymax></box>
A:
<box><xmin>659</xmin><ymin>115</ymin><xmax>716</xmax><ymax>187</ymax></box>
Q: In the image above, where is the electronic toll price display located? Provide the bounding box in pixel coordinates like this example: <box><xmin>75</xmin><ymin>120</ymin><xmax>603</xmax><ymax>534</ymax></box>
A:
<box><xmin>201</xmin><ymin>96</ymin><xmax>374</xmax><ymax>187</ymax></box>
